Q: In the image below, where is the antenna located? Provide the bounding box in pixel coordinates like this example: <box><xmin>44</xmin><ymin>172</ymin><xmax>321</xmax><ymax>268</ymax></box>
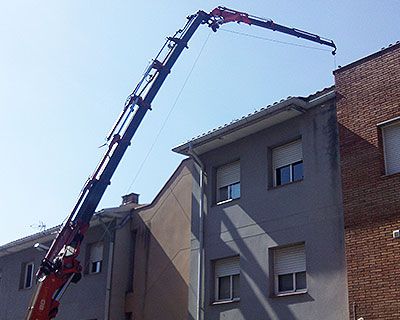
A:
<box><xmin>30</xmin><ymin>221</ymin><xmax>47</xmax><ymax>233</ymax></box>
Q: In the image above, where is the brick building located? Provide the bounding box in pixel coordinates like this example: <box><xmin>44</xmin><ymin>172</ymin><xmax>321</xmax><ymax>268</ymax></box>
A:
<box><xmin>334</xmin><ymin>43</ymin><xmax>400</xmax><ymax>319</ymax></box>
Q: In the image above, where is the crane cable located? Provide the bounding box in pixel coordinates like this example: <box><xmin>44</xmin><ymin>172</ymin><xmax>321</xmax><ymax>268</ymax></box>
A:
<box><xmin>219</xmin><ymin>27</ymin><xmax>333</xmax><ymax>52</ymax></box>
<box><xmin>220</xmin><ymin>27</ymin><xmax>337</xmax><ymax>69</ymax></box>
<box><xmin>126</xmin><ymin>31</ymin><xmax>212</xmax><ymax>193</ymax></box>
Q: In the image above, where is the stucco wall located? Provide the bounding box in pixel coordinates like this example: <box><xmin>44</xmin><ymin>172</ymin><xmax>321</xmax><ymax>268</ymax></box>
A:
<box><xmin>127</xmin><ymin>159</ymin><xmax>193</xmax><ymax>320</ymax></box>
<box><xmin>190</xmin><ymin>101</ymin><xmax>349</xmax><ymax>319</ymax></box>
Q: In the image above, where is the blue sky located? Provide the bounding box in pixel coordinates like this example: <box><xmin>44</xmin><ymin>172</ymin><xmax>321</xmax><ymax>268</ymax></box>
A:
<box><xmin>0</xmin><ymin>0</ymin><xmax>399</xmax><ymax>245</ymax></box>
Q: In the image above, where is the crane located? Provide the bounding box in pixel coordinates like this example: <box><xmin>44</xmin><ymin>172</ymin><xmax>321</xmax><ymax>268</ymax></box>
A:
<box><xmin>25</xmin><ymin>7</ymin><xmax>336</xmax><ymax>320</ymax></box>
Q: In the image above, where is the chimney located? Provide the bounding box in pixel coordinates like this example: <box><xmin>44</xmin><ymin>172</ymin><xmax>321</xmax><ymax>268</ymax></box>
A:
<box><xmin>121</xmin><ymin>192</ymin><xmax>140</xmax><ymax>206</ymax></box>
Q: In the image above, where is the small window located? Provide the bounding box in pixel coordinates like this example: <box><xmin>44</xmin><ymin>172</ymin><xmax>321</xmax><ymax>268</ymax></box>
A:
<box><xmin>273</xmin><ymin>244</ymin><xmax>306</xmax><ymax>295</ymax></box>
<box><xmin>214</xmin><ymin>256</ymin><xmax>240</xmax><ymax>302</ymax></box>
<box><xmin>89</xmin><ymin>242</ymin><xmax>104</xmax><ymax>274</ymax></box>
<box><xmin>382</xmin><ymin>120</ymin><xmax>400</xmax><ymax>175</ymax></box>
<box><xmin>216</xmin><ymin>161</ymin><xmax>240</xmax><ymax>203</ymax></box>
<box><xmin>21</xmin><ymin>262</ymin><xmax>34</xmax><ymax>289</ymax></box>
<box><xmin>272</xmin><ymin>140</ymin><xmax>303</xmax><ymax>186</ymax></box>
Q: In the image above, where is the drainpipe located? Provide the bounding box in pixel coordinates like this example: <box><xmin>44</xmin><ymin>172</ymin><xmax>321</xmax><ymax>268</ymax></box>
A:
<box><xmin>188</xmin><ymin>145</ymin><xmax>205</xmax><ymax>320</ymax></box>
<box><xmin>99</xmin><ymin>211</ymin><xmax>133</xmax><ymax>319</ymax></box>
<box><xmin>105</xmin><ymin>237</ymin><xmax>114</xmax><ymax>319</ymax></box>
<box><xmin>99</xmin><ymin>218</ymin><xmax>115</xmax><ymax>320</ymax></box>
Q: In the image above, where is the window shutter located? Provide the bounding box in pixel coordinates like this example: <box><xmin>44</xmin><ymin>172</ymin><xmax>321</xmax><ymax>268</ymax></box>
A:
<box><xmin>274</xmin><ymin>244</ymin><xmax>305</xmax><ymax>275</ymax></box>
<box><xmin>383</xmin><ymin>122</ymin><xmax>400</xmax><ymax>175</ymax></box>
<box><xmin>90</xmin><ymin>243</ymin><xmax>103</xmax><ymax>262</ymax></box>
<box><xmin>272</xmin><ymin>140</ymin><xmax>302</xmax><ymax>170</ymax></box>
<box><xmin>217</xmin><ymin>162</ymin><xmax>240</xmax><ymax>188</ymax></box>
<box><xmin>215</xmin><ymin>256</ymin><xmax>240</xmax><ymax>277</ymax></box>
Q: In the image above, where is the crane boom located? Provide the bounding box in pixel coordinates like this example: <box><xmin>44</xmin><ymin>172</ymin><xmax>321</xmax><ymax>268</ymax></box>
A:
<box><xmin>209</xmin><ymin>7</ymin><xmax>336</xmax><ymax>53</ymax></box>
<box><xmin>26</xmin><ymin>7</ymin><xmax>336</xmax><ymax>320</ymax></box>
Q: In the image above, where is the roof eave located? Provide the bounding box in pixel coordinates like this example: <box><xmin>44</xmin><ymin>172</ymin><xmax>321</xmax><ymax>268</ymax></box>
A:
<box><xmin>173</xmin><ymin>89</ymin><xmax>335</xmax><ymax>157</ymax></box>
<box><xmin>173</xmin><ymin>97</ymin><xmax>306</xmax><ymax>156</ymax></box>
<box><xmin>0</xmin><ymin>206</ymin><xmax>134</xmax><ymax>258</ymax></box>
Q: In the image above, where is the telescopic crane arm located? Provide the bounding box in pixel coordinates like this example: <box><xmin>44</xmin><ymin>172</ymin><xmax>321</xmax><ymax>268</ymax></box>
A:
<box><xmin>209</xmin><ymin>7</ymin><xmax>336</xmax><ymax>54</ymax></box>
<box><xmin>26</xmin><ymin>7</ymin><xmax>336</xmax><ymax>320</ymax></box>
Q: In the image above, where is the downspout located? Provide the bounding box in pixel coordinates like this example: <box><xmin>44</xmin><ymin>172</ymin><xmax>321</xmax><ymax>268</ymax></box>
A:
<box><xmin>99</xmin><ymin>212</ymin><xmax>132</xmax><ymax>319</ymax></box>
<box><xmin>99</xmin><ymin>217</ymin><xmax>115</xmax><ymax>320</ymax></box>
<box><xmin>100</xmin><ymin>212</ymin><xmax>133</xmax><ymax>319</ymax></box>
<box><xmin>188</xmin><ymin>145</ymin><xmax>205</xmax><ymax>320</ymax></box>
<box><xmin>105</xmin><ymin>236</ymin><xmax>114</xmax><ymax>319</ymax></box>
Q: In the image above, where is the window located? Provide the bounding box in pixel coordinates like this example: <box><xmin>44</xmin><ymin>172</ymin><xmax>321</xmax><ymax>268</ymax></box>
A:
<box><xmin>89</xmin><ymin>242</ymin><xmax>103</xmax><ymax>274</ymax></box>
<box><xmin>382</xmin><ymin>120</ymin><xmax>400</xmax><ymax>175</ymax></box>
<box><xmin>21</xmin><ymin>262</ymin><xmax>34</xmax><ymax>289</ymax></box>
<box><xmin>272</xmin><ymin>140</ymin><xmax>303</xmax><ymax>186</ymax></box>
<box><xmin>273</xmin><ymin>244</ymin><xmax>306</xmax><ymax>295</ymax></box>
<box><xmin>216</xmin><ymin>161</ymin><xmax>240</xmax><ymax>203</ymax></box>
<box><xmin>214</xmin><ymin>256</ymin><xmax>240</xmax><ymax>302</ymax></box>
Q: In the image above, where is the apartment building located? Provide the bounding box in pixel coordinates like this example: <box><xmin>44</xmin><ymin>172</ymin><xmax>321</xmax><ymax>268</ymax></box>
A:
<box><xmin>0</xmin><ymin>159</ymin><xmax>193</xmax><ymax>320</ymax></box>
<box><xmin>174</xmin><ymin>87</ymin><xmax>349</xmax><ymax>320</ymax></box>
<box><xmin>334</xmin><ymin>42</ymin><xmax>400</xmax><ymax>320</ymax></box>
<box><xmin>0</xmin><ymin>202</ymin><xmax>136</xmax><ymax>320</ymax></box>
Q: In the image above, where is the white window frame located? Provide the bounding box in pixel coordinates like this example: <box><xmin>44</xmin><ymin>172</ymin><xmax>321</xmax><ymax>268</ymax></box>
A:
<box><xmin>23</xmin><ymin>262</ymin><xmax>34</xmax><ymax>289</ymax></box>
<box><xmin>214</xmin><ymin>256</ymin><xmax>240</xmax><ymax>303</ymax></box>
<box><xmin>89</xmin><ymin>242</ymin><xmax>103</xmax><ymax>274</ymax></box>
<box><xmin>216</xmin><ymin>161</ymin><xmax>240</xmax><ymax>204</ymax></box>
<box><xmin>381</xmin><ymin>118</ymin><xmax>400</xmax><ymax>175</ymax></box>
<box><xmin>273</xmin><ymin>244</ymin><xmax>307</xmax><ymax>296</ymax></box>
<box><xmin>272</xmin><ymin>140</ymin><xmax>303</xmax><ymax>187</ymax></box>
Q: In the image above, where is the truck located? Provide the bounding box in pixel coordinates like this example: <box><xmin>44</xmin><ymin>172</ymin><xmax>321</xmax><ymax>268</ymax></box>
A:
<box><xmin>25</xmin><ymin>6</ymin><xmax>336</xmax><ymax>320</ymax></box>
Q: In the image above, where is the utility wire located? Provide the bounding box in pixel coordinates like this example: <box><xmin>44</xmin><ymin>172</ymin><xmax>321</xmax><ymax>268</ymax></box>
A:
<box><xmin>220</xmin><ymin>28</ymin><xmax>332</xmax><ymax>52</ymax></box>
<box><xmin>126</xmin><ymin>31</ymin><xmax>212</xmax><ymax>193</ymax></box>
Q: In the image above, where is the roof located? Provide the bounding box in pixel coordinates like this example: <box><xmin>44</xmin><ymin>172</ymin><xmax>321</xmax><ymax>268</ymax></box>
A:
<box><xmin>334</xmin><ymin>41</ymin><xmax>400</xmax><ymax>74</ymax></box>
<box><xmin>0</xmin><ymin>205</ymin><xmax>135</xmax><ymax>258</ymax></box>
<box><xmin>0</xmin><ymin>226</ymin><xmax>60</xmax><ymax>258</ymax></box>
<box><xmin>173</xmin><ymin>86</ymin><xmax>335</xmax><ymax>156</ymax></box>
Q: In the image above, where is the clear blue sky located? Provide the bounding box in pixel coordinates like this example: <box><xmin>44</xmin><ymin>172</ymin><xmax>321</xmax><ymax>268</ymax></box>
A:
<box><xmin>0</xmin><ymin>0</ymin><xmax>399</xmax><ymax>245</ymax></box>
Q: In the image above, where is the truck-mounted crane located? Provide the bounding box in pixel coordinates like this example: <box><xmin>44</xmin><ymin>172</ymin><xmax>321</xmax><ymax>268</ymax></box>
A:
<box><xmin>26</xmin><ymin>7</ymin><xmax>336</xmax><ymax>320</ymax></box>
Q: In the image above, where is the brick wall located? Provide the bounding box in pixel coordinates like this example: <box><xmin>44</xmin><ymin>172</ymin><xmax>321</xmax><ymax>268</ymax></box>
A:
<box><xmin>335</xmin><ymin>44</ymin><xmax>400</xmax><ymax>319</ymax></box>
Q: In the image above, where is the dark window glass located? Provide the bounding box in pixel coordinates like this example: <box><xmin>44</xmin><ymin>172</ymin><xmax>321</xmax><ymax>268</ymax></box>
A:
<box><xmin>218</xmin><ymin>186</ymin><xmax>229</xmax><ymax>202</ymax></box>
<box><xmin>276</xmin><ymin>165</ymin><xmax>291</xmax><ymax>186</ymax></box>
<box><xmin>232</xmin><ymin>274</ymin><xmax>240</xmax><ymax>298</ymax></box>
<box><xmin>91</xmin><ymin>261</ymin><xmax>102</xmax><ymax>273</ymax></box>
<box><xmin>292</xmin><ymin>161</ymin><xmax>304</xmax><ymax>182</ymax></box>
<box><xmin>295</xmin><ymin>271</ymin><xmax>307</xmax><ymax>290</ymax></box>
<box><xmin>230</xmin><ymin>182</ymin><xmax>240</xmax><ymax>200</ymax></box>
<box><xmin>278</xmin><ymin>273</ymin><xmax>293</xmax><ymax>292</ymax></box>
<box><xmin>25</xmin><ymin>264</ymin><xmax>33</xmax><ymax>288</ymax></box>
<box><xmin>218</xmin><ymin>276</ymin><xmax>231</xmax><ymax>300</ymax></box>
<box><xmin>218</xmin><ymin>183</ymin><xmax>240</xmax><ymax>203</ymax></box>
